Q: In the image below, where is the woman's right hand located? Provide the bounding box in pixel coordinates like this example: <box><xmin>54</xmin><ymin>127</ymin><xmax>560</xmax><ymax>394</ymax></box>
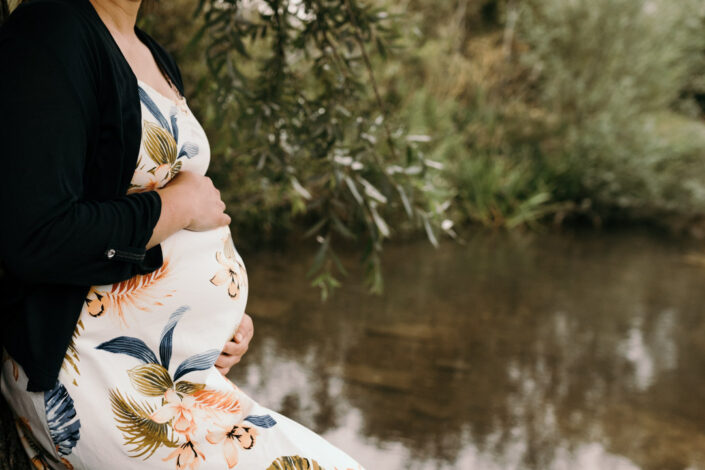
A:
<box><xmin>159</xmin><ymin>170</ymin><xmax>231</xmax><ymax>232</ymax></box>
<box><xmin>146</xmin><ymin>170</ymin><xmax>230</xmax><ymax>249</ymax></box>
<box><xmin>157</xmin><ymin>170</ymin><xmax>230</xmax><ymax>232</ymax></box>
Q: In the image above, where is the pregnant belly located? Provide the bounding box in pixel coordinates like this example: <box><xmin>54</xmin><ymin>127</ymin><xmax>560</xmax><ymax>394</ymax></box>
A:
<box><xmin>79</xmin><ymin>225</ymin><xmax>248</xmax><ymax>370</ymax></box>
<box><xmin>53</xmin><ymin>226</ymin><xmax>250</xmax><ymax>465</ymax></box>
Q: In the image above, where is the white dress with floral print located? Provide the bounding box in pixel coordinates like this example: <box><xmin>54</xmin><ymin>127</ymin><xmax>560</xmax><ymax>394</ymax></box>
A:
<box><xmin>1</xmin><ymin>79</ymin><xmax>363</xmax><ymax>470</ymax></box>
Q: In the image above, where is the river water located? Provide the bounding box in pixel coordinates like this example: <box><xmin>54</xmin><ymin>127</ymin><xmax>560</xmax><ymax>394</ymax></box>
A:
<box><xmin>228</xmin><ymin>229</ymin><xmax>705</xmax><ymax>470</ymax></box>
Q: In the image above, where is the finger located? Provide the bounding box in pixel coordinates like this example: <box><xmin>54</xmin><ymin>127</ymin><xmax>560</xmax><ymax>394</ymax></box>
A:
<box><xmin>237</xmin><ymin>328</ymin><xmax>253</xmax><ymax>345</ymax></box>
<box><xmin>235</xmin><ymin>315</ymin><xmax>254</xmax><ymax>342</ymax></box>
<box><xmin>220</xmin><ymin>341</ymin><xmax>239</xmax><ymax>356</ymax></box>
<box><xmin>240</xmin><ymin>315</ymin><xmax>254</xmax><ymax>333</ymax></box>
<box><xmin>215</xmin><ymin>355</ymin><xmax>232</xmax><ymax>368</ymax></box>
<box><xmin>228</xmin><ymin>342</ymin><xmax>248</xmax><ymax>357</ymax></box>
<box><xmin>234</xmin><ymin>328</ymin><xmax>245</xmax><ymax>342</ymax></box>
<box><xmin>234</xmin><ymin>326</ymin><xmax>252</xmax><ymax>344</ymax></box>
<box><xmin>223</xmin><ymin>355</ymin><xmax>241</xmax><ymax>367</ymax></box>
<box><xmin>216</xmin><ymin>365</ymin><xmax>229</xmax><ymax>376</ymax></box>
<box><xmin>215</xmin><ymin>354</ymin><xmax>240</xmax><ymax>368</ymax></box>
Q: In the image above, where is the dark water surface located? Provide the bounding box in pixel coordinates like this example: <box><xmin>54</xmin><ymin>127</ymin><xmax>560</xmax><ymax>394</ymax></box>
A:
<box><xmin>228</xmin><ymin>230</ymin><xmax>705</xmax><ymax>470</ymax></box>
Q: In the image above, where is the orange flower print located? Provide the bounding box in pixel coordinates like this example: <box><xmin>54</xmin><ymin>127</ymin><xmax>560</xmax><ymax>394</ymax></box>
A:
<box><xmin>127</xmin><ymin>155</ymin><xmax>174</xmax><ymax>194</ymax></box>
<box><xmin>85</xmin><ymin>258</ymin><xmax>173</xmax><ymax>325</ymax></box>
<box><xmin>3</xmin><ymin>349</ymin><xmax>19</xmax><ymax>381</ymax></box>
<box><xmin>15</xmin><ymin>417</ymin><xmax>57</xmax><ymax>469</ymax></box>
<box><xmin>151</xmin><ymin>389</ymin><xmax>198</xmax><ymax>436</ymax></box>
<box><xmin>210</xmin><ymin>233</ymin><xmax>246</xmax><ymax>300</ymax></box>
<box><xmin>236</xmin><ymin>258</ymin><xmax>248</xmax><ymax>291</ymax></box>
<box><xmin>62</xmin><ymin>319</ymin><xmax>84</xmax><ymax>386</ymax></box>
<box><xmin>206</xmin><ymin>417</ymin><xmax>259</xmax><ymax>468</ymax></box>
<box><xmin>191</xmin><ymin>388</ymin><xmax>242</xmax><ymax>415</ymax></box>
<box><xmin>30</xmin><ymin>457</ymin><xmax>50</xmax><ymax>470</ymax></box>
<box><xmin>163</xmin><ymin>440</ymin><xmax>205</xmax><ymax>470</ymax></box>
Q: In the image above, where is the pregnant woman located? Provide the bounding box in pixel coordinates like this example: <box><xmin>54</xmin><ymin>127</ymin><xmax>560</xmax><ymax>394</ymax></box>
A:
<box><xmin>0</xmin><ymin>0</ymin><xmax>363</xmax><ymax>469</ymax></box>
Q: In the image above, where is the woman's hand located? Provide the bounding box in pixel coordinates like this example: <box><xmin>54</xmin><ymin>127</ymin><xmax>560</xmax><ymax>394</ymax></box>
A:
<box><xmin>175</xmin><ymin>171</ymin><xmax>231</xmax><ymax>232</ymax></box>
<box><xmin>147</xmin><ymin>170</ymin><xmax>231</xmax><ymax>250</ymax></box>
<box><xmin>215</xmin><ymin>313</ymin><xmax>254</xmax><ymax>376</ymax></box>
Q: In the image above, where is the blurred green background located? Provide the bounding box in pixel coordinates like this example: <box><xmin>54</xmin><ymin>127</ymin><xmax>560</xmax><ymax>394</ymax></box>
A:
<box><xmin>135</xmin><ymin>3</ymin><xmax>705</xmax><ymax>469</ymax></box>
<box><xmin>135</xmin><ymin>0</ymin><xmax>705</xmax><ymax>297</ymax></box>
<box><xmin>134</xmin><ymin>4</ymin><xmax>705</xmax><ymax>468</ymax></box>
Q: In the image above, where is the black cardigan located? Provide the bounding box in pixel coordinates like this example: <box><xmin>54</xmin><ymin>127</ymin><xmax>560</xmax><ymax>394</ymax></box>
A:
<box><xmin>0</xmin><ymin>0</ymin><xmax>183</xmax><ymax>391</ymax></box>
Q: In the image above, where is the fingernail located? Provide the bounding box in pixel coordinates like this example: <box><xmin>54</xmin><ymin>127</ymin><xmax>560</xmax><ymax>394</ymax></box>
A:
<box><xmin>235</xmin><ymin>333</ymin><xmax>243</xmax><ymax>342</ymax></box>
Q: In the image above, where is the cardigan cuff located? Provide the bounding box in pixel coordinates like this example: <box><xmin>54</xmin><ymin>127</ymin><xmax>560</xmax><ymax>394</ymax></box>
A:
<box><xmin>104</xmin><ymin>190</ymin><xmax>163</xmax><ymax>272</ymax></box>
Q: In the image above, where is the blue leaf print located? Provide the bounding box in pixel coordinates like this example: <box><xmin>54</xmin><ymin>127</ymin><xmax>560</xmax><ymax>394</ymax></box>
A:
<box><xmin>244</xmin><ymin>414</ymin><xmax>277</xmax><ymax>428</ymax></box>
<box><xmin>138</xmin><ymin>87</ymin><xmax>171</xmax><ymax>131</ymax></box>
<box><xmin>96</xmin><ymin>337</ymin><xmax>158</xmax><ymax>365</ymax></box>
<box><xmin>139</xmin><ymin>86</ymin><xmax>199</xmax><ymax>162</ymax></box>
<box><xmin>178</xmin><ymin>142</ymin><xmax>199</xmax><ymax>159</ymax></box>
<box><xmin>159</xmin><ymin>305</ymin><xmax>190</xmax><ymax>369</ymax></box>
<box><xmin>170</xmin><ymin>113</ymin><xmax>179</xmax><ymax>142</ymax></box>
<box><xmin>44</xmin><ymin>382</ymin><xmax>81</xmax><ymax>456</ymax></box>
<box><xmin>173</xmin><ymin>349</ymin><xmax>220</xmax><ymax>381</ymax></box>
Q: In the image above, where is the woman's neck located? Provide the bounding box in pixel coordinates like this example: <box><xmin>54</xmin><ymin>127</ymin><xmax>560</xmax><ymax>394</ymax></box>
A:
<box><xmin>88</xmin><ymin>0</ymin><xmax>141</xmax><ymax>39</ymax></box>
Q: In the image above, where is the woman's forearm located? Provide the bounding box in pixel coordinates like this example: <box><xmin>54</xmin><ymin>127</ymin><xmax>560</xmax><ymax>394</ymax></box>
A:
<box><xmin>146</xmin><ymin>185</ymin><xmax>191</xmax><ymax>250</ymax></box>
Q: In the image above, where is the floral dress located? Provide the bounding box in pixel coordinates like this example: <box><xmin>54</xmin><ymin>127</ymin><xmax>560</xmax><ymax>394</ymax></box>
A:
<box><xmin>1</xmin><ymin>79</ymin><xmax>363</xmax><ymax>470</ymax></box>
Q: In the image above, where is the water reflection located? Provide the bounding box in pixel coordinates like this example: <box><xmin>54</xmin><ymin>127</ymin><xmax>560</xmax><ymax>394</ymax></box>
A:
<box><xmin>228</xmin><ymin>230</ymin><xmax>705</xmax><ymax>470</ymax></box>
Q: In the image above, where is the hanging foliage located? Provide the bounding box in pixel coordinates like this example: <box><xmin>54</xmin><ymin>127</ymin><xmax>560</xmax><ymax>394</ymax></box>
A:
<box><xmin>156</xmin><ymin>0</ymin><xmax>451</xmax><ymax>297</ymax></box>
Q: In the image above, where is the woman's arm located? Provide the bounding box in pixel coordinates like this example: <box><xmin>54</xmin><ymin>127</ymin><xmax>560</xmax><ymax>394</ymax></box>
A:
<box><xmin>0</xmin><ymin>3</ymin><xmax>225</xmax><ymax>287</ymax></box>
<box><xmin>0</xmin><ymin>3</ymin><xmax>162</xmax><ymax>285</ymax></box>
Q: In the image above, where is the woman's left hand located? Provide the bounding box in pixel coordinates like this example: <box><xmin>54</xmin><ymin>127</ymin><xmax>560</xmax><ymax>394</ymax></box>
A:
<box><xmin>215</xmin><ymin>312</ymin><xmax>254</xmax><ymax>376</ymax></box>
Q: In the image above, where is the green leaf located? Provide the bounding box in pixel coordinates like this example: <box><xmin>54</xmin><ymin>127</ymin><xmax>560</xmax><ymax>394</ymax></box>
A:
<box><xmin>303</xmin><ymin>218</ymin><xmax>328</xmax><ymax>239</ymax></box>
<box><xmin>109</xmin><ymin>388</ymin><xmax>177</xmax><ymax>459</ymax></box>
<box><xmin>306</xmin><ymin>237</ymin><xmax>329</xmax><ymax>278</ymax></box>
<box><xmin>396</xmin><ymin>184</ymin><xmax>413</xmax><ymax>218</ymax></box>
<box><xmin>311</xmin><ymin>272</ymin><xmax>341</xmax><ymax>302</ymax></box>
<box><xmin>127</xmin><ymin>363</ymin><xmax>173</xmax><ymax>398</ymax></box>
<box><xmin>291</xmin><ymin>177</ymin><xmax>312</xmax><ymax>200</ymax></box>
<box><xmin>369</xmin><ymin>201</ymin><xmax>390</xmax><ymax>238</ymax></box>
<box><xmin>375</xmin><ymin>37</ymin><xmax>387</xmax><ymax>59</ymax></box>
<box><xmin>344</xmin><ymin>175</ymin><xmax>364</xmax><ymax>205</ymax></box>
<box><xmin>266</xmin><ymin>455</ymin><xmax>325</xmax><ymax>470</ymax></box>
<box><xmin>174</xmin><ymin>381</ymin><xmax>206</xmax><ymax>396</ymax></box>
<box><xmin>331</xmin><ymin>215</ymin><xmax>356</xmax><ymax>239</ymax></box>
<box><xmin>142</xmin><ymin>121</ymin><xmax>177</xmax><ymax>166</ymax></box>
<box><xmin>421</xmin><ymin>211</ymin><xmax>439</xmax><ymax>248</ymax></box>
<box><xmin>329</xmin><ymin>247</ymin><xmax>349</xmax><ymax>276</ymax></box>
<box><xmin>363</xmin><ymin>250</ymin><xmax>384</xmax><ymax>295</ymax></box>
<box><xmin>358</xmin><ymin>176</ymin><xmax>388</xmax><ymax>204</ymax></box>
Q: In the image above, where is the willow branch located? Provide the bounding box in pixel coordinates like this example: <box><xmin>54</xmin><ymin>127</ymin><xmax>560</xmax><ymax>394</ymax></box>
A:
<box><xmin>342</xmin><ymin>0</ymin><xmax>399</xmax><ymax>163</ymax></box>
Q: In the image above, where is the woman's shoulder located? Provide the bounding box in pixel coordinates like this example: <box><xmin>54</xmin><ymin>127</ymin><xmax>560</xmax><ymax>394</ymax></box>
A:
<box><xmin>0</xmin><ymin>0</ymin><xmax>105</xmax><ymax>111</ymax></box>
<box><xmin>0</xmin><ymin>0</ymin><xmax>105</xmax><ymax>86</ymax></box>
<box><xmin>1</xmin><ymin>0</ymin><xmax>92</xmax><ymax>43</ymax></box>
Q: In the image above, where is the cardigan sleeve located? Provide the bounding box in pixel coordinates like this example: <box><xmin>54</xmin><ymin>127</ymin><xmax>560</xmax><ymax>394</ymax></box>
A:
<box><xmin>0</xmin><ymin>2</ymin><xmax>164</xmax><ymax>286</ymax></box>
